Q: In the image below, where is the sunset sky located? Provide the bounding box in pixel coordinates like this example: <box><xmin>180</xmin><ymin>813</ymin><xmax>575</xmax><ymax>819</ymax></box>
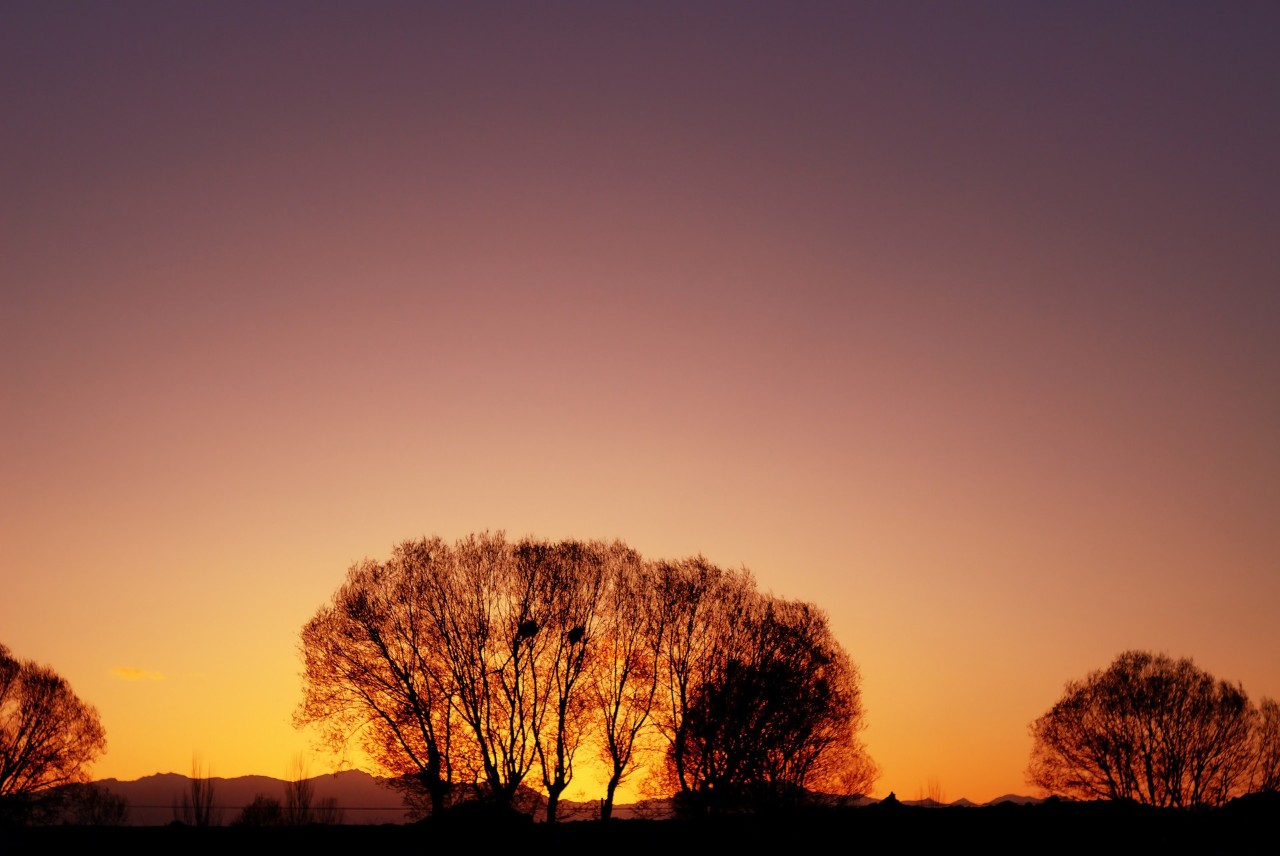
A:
<box><xmin>3</xmin><ymin>2</ymin><xmax>1278</xmax><ymax>806</ymax></box>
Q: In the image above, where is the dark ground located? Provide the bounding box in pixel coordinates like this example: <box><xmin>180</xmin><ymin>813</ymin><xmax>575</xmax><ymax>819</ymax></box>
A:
<box><xmin>4</xmin><ymin>794</ymin><xmax>1277</xmax><ymax>855</ymax></box>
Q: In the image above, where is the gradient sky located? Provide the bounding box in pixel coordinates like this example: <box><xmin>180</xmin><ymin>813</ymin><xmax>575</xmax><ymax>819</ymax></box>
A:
<box><xmin>3</xmin><ymin>2</ymin><xmax>1278</xmax><ymax>805</ymax></box>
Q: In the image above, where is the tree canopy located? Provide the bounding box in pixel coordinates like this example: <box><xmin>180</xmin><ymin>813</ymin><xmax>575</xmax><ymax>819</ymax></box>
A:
<box><xmin>296</xmin><ymin>532</ymin><xmax>875</xmax><ymax>820</ymax></box>
<box><xmin>0</xmin><ymin>643</ymin><xmax>107</xmax><ymax>821</ymax></box>
<box><xmin>666</xmin><ymin>591</ymin><xmax>868</xmax><ymax>814</ymax></box>
<box><xmin>1027</xmin><ymin>650</ymin><xmax>1274</xmax><ymax>807</ymax></box>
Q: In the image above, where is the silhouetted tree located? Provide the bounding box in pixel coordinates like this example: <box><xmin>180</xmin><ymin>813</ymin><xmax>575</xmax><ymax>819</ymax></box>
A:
<box><xmin>174</xmin><ymin>757</ymin><xmax>220</xmax><ymax>826</ymax></box>
<box><xmin>654</xmin><ymin>557</ymin><xmax>755</xmax><ymax>804</ymax></box>
<box><xmin>1028</xmin><ymin>650</ymin><xmax>1258</xmax><ymax>807</ymax></box>
<box><xmin>298</xmin><ymin>533</ymin><xmax>876</xmax><ymax>819</ymax></box>
<box><xmin>296</xmin><ymin>539</ymin><xmax>462</xmax><ymax>816</ymax></box>
<box><xmin>301</xmin><ymin>532</ymin><xmax>580</xmax><ymax>815</ymax></box>
<box><xmin>313</xmin><ymin>796</ymin><xmax>344</xmax><ymax>824</ymax></box>
<box><xmin>60</xmin><ymin>781</ymin><xmax>129</xmax><ymax>826</ymax></box>
<box><xmin>234</xmin><ymin>794</ymin><xmax>284</xmax><ymax>826</ymax></box>
<box><xmin>592</xmin><ymin>548</ymin><xmax>667</xmax><ymax>820</ymax></box>
<box><xmin>1255</xmin><ymin>697</ymin><xmax>1280</xmax><ymax>793</ymax></box>
<box><xmin>916</xmin><ymin>777</ymin><xmax>945</xmax><ymax>804</ymax></box>
<box><xmin>282</xmin><ymin>761</ymin><xmax>309</xmax><ymax>825</ymax></box>
<box><xmin>826</xmin><ymin>731</ymin><xmax>880</xmax><ymax>800</ymax></box>
<box><xmin>667</xmin><ymin>594</ymin><xmax>870</xmax><ymax>813</ymax></box>
<box><xmin>424</xmin><ymin>531</ymin><xmax>547</xmax><ymax>810</ymax></box>
<box><xmin>521</xmin><ymin>538</ymin><xmax>608</xmax><ymax>823</ymax></box>
<box><xmin>0</xmin><ymin>643</ymin><xmax>106</xmax><ymax>823</ymax></box>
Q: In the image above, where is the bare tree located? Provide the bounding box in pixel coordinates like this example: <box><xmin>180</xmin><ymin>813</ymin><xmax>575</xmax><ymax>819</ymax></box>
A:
<box><xmin>667</xmin><ymin>594</ymin><xmax>871</xmax><ymax>813</ymax></box>
<box><xmin>300</xmin><ymin>532</ymin><xmax>578</xmax><ymax>816</ymax></box>
<box><xmin>593</xmin><ymin>548</ymin><xmax>666</xmax><ymax>820</ymax></box>
<box><xmin>282</xmin><ymin>755</ymin><xmax>314</xmax><ymax>825</ymax></box>
<box><xmin>523</xmin><ymin>538</ymin><xmax>608</xmax><ymax>823</ymax></box>
<box><xmin>233</xmin><ymin>794</ymin><xmax>284</xmax><ymax>826</ymax></box>
<box><xmin>62</xmin><ymin>781</ymin><xmax>129</xmax><ymax>826</ymax></box>
<box><xmin>175</xmin><ymin>756</ymin><xmax>220</xmax><ymax>826</ymax></box>
<box><xmin>297</xmin><ymin>533</ymin><xmax>876</xmax><ymax>819</ymax></box>
<box><xmin>826</xmin><ymin>733</ymin><xmax>880</xmax><ymax>799</ymax></box>
<box><xmin>916</xmin><ymin>777</ymin><xmax>946</xmax><ymax>805</ymax></box>
<box><xmin>1028</xmin><ymin>650</ymin><xmax>1258</xmax><ymax>807</ymax></box>
<box><xmin>653</xmin><ymin>557</ymin><xmax>755</xmax><ymax>803</ymax></box>
<box><xmin>296</xmin><ymin>540</ymin><xmax>461</xmax><ymax>816</ymax></box>
<box><xmin>420</xmin><ymin>531</ymin><xmax>547</xmax><ymax>809</ymax></box>
<box><xmin>312</xmin><ymin>796</ymin><xmax>344</xmax><ymax>824</ymax></box>
<box><xmin>1254</xmin><ymin>697</ymin><xmax>1280</xmax><ymax>793</ymax></box>
<box><xmin>0</xmin><ymin>643</ymin><xmax>106</xmax><ymax>820</ymax></box>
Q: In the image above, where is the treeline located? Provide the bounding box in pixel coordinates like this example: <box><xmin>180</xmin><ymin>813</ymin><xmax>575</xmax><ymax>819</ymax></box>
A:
<box><xmin>12</xmin><ymin>532</ymin><xmax>1277</xmax><ymax>830</ymax></box>
<box><xmin>296</xmin><ymin>532</ymin><xmax>875</xmax><ymax>821</ymax></box>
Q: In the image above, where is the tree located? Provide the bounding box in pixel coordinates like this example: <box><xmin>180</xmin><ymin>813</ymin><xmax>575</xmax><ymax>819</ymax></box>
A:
<box><xmin>653</xmin><ymin>557</ymin><xmax>755</xmax><ymax>804</ymax></box>
<box><xmin>174</xmin><ymin>756</ymin><xmax>220</xmax><ymax>826</ymax></box>
<box><xmin>296</xmin><ymin>540</ymin><xmax>462</xmax><ymax>817</ymax></box>
<box><xmin>298</xmin><ymin>533</ymin><xmax>876</xmax><ymax>819</ymax></box>
<box><xmin>1027</xmin><ymin>650</ymin><xmax>1258</xmax><ymax>807</ymax></box>
<box><xmin>283</xmin><ymin>757</ymin><xmax>312</xmax><ymax>825</ymax></box>
<box><xmin>61</xmin><ymin>781</ymin><xmax>130</xmax><ymax>826</ymax></box>
<box><xmin>1254</xmin><ymin>697</ymin><xmax>1280</xmax><ymax>793</ymax></box>
<box><xmin>299</xmin><ymin>532</ymin><xmax>579</xmax><ymax>816</ymax></box>
<box><xmin>423</xmin><ymin>531</ymin><xmax>548</xmax><ymax>810</ymax></box>
<box><xmin>233</xmin><ymin>794</ymin><xmax>284</xmax><ymax>826</ymax></box>
<box><xmin>0</xmin><ymin>643</ymin><xmax>107</xmax><ymax>822</ymax></box>
<box><xmin>666</xmin><ymin>593</ymin><xmax>871</xmax><ymax>813</ymax></box>
<box><xmin>521</xmin><ymin>537</ymin><xmax>608</xmax><ymax>823</ymax></box>
<box><xmin>592</xmin><ymin>548</ymin><xmax>667</xmax><ymax>820</ymax></box>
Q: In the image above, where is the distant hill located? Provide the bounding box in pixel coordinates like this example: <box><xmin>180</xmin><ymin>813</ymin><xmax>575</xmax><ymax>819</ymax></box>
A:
<box><xmin>96</xmin><ymin>770</ymin><xmax>409</xmax><ymax>826</ymax></box>
<box><xmin>95</xmin><ymin>771</ymin><xmax>672</xmax><ymax>826</ymax></box>
<box><xmin>985</xmin><ymin>794</ymin><xmax>1044</xmax><ymax>806</ymax></box>
<box><xmin>889</xmin><ymin>795</ymin><xmax>1041</xmax><ymax>808</ymax></box>
<box><xmin>94</xmin><ymin>773</ymin><xmax>1043</xmax><ymax>824</ymax></box>
<box><xmin>901</xmin><ymin>797</ymin><xmax>948</xmax><ymax>808</ymax></box>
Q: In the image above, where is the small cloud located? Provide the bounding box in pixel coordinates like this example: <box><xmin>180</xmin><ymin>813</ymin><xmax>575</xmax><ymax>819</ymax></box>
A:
<box><xmin>111</xmin><ymin>667</ymin><xmax>165</xmax><ymax>681</ymax></box>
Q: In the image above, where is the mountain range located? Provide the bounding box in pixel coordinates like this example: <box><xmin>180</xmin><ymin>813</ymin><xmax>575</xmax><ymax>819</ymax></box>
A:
<box><xmin>93</xmin><ymin>772</ymin><xmax>1041</xmax><ymax>825</ymax></box>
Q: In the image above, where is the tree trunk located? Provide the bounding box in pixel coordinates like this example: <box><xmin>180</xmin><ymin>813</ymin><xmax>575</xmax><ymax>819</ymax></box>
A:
<box><xmin>602</xmin><ymin>771</ymin><xmax>621</xmax><ymax>820</ymax></box>
<box><xmin>429</xmin><ymin>781</ymin><xmax>447</xmax><ymax>817</ymax></box>
<box><xmin>545</xmin><ymin>782</ymin><xmax>565</xmax><ymax>823</ymax></box>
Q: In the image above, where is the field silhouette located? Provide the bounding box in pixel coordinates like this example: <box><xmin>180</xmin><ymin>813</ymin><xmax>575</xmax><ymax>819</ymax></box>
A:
<box><xmin>8</xmin><ymin>793</ymin><xmax>1279</xmax><ymax>855</ymax></box>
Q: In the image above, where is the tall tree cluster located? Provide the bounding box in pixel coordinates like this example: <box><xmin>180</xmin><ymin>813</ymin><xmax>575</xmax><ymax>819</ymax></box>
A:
<box><xmin>296</xmin><ymin>532</ymin><xmax>875</xmax><ymax>820</ymax></box>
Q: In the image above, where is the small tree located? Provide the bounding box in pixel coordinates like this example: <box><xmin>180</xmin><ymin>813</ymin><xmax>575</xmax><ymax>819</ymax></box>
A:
<box><xmin>175</xmin><ymin>757</ymin><xmax>220</xmax><ymax>826</ymax></box>
<box><xmin>0</xmin><ymin>644</ymin><xmax>107</xmax><ymax>823</ymax></box>
<box><xmin>234</xmin><ymin>794</ymin><xmax>283</xmax><ymax>827</ymax></box>
<box><xmin>283</xmin><ymin>756</ymin><xmax>313</xmax><ymax>825</ymax></box>
<box><xmin>63</xmin><ymin>782</ymin><xmax>129</xmax><ymax>826</ymax></box>
<box><xmin>1028</xmin><ymin>650</ymin><xmax>1258</xmax><ymax>807</ymax></box>
<box><xmin>312</xmin><ymin>795</ymin><xmax>344</xmax><ymax>824</ymax></box>
<box><xmin>916</xmin><ymin>777</ymin><xmax>945</xmax><ymax>805</ymax></box>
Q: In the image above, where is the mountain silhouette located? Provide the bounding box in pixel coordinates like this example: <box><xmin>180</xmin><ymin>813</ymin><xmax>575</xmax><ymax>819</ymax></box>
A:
<box><xmin>95</xmin><ymin>770</ymin><xmax>407</xmax><ymax>825</ymax></box>
<box><xmin>94</xmin><ymin>772</ymin><xmax>1042</xmax><ymax>824</ymax></box>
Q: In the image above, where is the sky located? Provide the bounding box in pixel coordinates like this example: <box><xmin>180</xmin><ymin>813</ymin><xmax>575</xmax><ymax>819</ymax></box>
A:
<box><xmin>3</xmin><ymin>1</ymin><xmax>1278</xmax><ymax>806</ymax></box>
